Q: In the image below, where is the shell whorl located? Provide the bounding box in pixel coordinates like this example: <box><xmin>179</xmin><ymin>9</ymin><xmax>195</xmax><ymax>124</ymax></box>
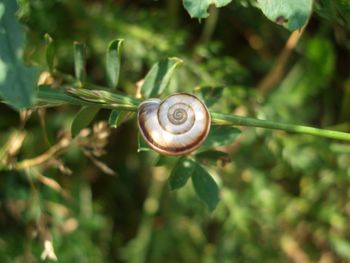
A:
<box><xmin>137</xmin><ymin>93</ymin><xmax>211</xmax><ymax>156</ymax></box>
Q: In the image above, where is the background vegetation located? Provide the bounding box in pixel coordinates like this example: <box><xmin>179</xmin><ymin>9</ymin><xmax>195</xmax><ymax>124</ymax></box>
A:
<box><xmin>1</xmin><ymin>0</ymin><xmax>350</xmax><ymax>262</ymax></box>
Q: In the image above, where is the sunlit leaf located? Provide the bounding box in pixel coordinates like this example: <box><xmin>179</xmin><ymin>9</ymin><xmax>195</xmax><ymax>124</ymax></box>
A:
<box><xmin>44</xmin><ymin>33</ymin><xmax>55</xmax><ymax>72</ymax></box>
<box><xmin>73</xmin><ymin>41</ymin><xmax>86</xmax><ymax>83</ymax></box>
<box><xmin>108</xmin><ymin>110</ymin><xmax>134</xmax><ymax>128</ymax></box>
<box><xmin>141</xmin><ymin>57</ymin><xmax>182</xmax><ymax>99</ymax></box>
<box><xmin>0</xmin><ymin>0</ymin><xmax>38</xmax><ymax>110</ymax></box>
<box><xmin>257</xmin><ymin>0</ymin><xmax>313</xmax><ymax>31</ymax></box>
<box><xmin>106</xmin><ymin>39</ymin><xmax>123</xmax><ymax>89</ymax></box>
<box><xmin>183</xmin><ymin>0</ymin><xmax>232</xmax><ymax>19</ymax></box>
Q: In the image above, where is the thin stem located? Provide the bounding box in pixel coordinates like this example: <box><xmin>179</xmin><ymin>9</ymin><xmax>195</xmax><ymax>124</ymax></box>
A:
<box><xmin>13</xmin><ymin>139</ymin><xmax>69</xmax><ymax>170</ymax></box>
<box><xmin>35</xmin><ymin>86</ymin><xmax>350</xmax><ymax>142</ymax></box>
<box><xmin>37</xmin><ymin>87</ymin><xmax>139</xmax><ymax>112</ymax></box>
<box><xmin>256</xmin><ymin>26</ymin><xmax>307</xmax><ymax>93</ymax></box>
<box><xmin>81</xmin><ymin>83</ymin><xmax>141</xmax><ymax>105</ymax></box>
<box><xmin>211</xmin><ymin>112</ymin><xmax>350</xmax><ymax>141</ymax></box>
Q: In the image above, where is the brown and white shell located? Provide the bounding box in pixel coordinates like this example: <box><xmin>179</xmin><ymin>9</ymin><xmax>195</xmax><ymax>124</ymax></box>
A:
<box><xmin>137</xmin><ymin>93</ymin><xmax>211</xmax><ymax>156</ymax></box>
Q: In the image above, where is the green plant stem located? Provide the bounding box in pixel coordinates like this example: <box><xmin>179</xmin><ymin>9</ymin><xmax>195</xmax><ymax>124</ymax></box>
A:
<box><xmin>35</xmin><ymin>87</ymin><xmax>350</xmax><ymax>141</ymax></box>
<box><xmin>37</xmin><ymin>87</ymin><xmax>138</xmax><ymax>112</ymax></box>
<box><xmin>211</xmin><ymin>112</ymin><xmax>350</xmax><ymax>141</ymax></box>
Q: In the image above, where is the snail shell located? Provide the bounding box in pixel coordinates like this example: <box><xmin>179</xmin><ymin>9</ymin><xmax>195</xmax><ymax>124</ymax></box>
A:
<box><xmin>137</xmin><ymin>93</ymin><xmax>211</xmax><ymax>156</ymax></box>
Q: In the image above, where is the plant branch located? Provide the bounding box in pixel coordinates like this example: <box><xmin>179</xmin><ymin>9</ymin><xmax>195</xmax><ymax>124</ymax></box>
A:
<box><xmin>257</xmin><ymin>25</ymin><xmax>307</xmax><ymax>94</ymax></box>
<box><xmin>211</xmin><ymin>112</ymin><xmax>350</xmax><ymax>141</ymax></box>
<box><xmin>35</xmin><ymin>87</ymin><xmax>350</xmax><ymax>142</ymax></box>
<box><xmin>36</xmin><ymin>86</ymin><xmax>139</xmax><ymax>112</ymax></box>
<box><xmin>14</xmin><ymin>139</ymin><xmax>70</xmax><ymax>170</ymax></box>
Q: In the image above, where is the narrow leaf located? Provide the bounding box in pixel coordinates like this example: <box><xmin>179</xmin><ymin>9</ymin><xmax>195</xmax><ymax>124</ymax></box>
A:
<box><xmin>0</xmin><ymin>0</ymin><xmax>38</xmax><ymax>110</ymax></box>
<box><xmin>257</xmin><ymin>0</ymin><xmax>313</xmax><ymax>31</ymax></box>
<box><xmin>191</xmin><ymin>162</ymin><xmax>219</xmax><ymax>211</ymax></box>
<box><xmin>73</xmin><ymin>42</ymin><xmax>86</xmax><ymax>83</ymax></box>
<box><xmin>201</xmin><ymin>125</ymin><xmax>241</xmax><ymax>148</ymax></box>
<box><xmin>138</xmin><ymin>133</ymin><xmax>151</xmax><ymax>152</ymax></box>
<box><xmin>108</xmin><ymin>109</ymin><xmax>134</xmax><ymax>128</ymax></box>
<box><xmin>108</xmin><ymin>110</ymin><xmax>121</xmax><ymax>128</ymax></box>
<box><xmin>169</xmin><ymin>158</ymin><xmax>195</xmax><ymax>190</ymax></box>
<box><xmin>197</xmin><ymin>86</ymin><xmax>224</xmax><ymax>108</ymax></box>
<box><xmin>71</xmin><ymin>106</ymin><xmax>100</xmax><ymax>137</ymax></box>
<box><xmin>141</xmin><ymin>57</ymin><xmax>183</xmax><ymax>99</ymax></box>
<box><xmin>183</xmin><ymin>0</ymin><xmax>232</xmax><ymax>19</ymax></box>
<box><xmin>106</xmin><ymin>39</ymin><xmax>123</xmax><ymax>89</ymax></box>
<box><xmin>44</xmin><ymin>33</ymin><xmax>55</xmax><ymax>72</ymax></box>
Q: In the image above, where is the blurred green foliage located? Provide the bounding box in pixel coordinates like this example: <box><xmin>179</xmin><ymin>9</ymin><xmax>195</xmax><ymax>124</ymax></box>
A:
<box><xmin>1</xmin><ymin>0</ymin><xmax>350</xmax><ymax>262</ymax></box>
<box><xmin>0</xmin><ymin>0</ymin><xmax>37</xmax><ymax>109</ymax></box>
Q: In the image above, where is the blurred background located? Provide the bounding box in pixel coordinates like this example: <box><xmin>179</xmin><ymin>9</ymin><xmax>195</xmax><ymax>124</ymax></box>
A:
<box><xmin>1</xmin><ymin>0</ymin><xmax>350</xmax><ymax>262</ymax></box>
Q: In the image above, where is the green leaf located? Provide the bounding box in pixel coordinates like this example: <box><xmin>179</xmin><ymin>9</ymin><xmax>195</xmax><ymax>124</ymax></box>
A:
<box><xmin>106</xmin><ymin>39</ymin><xmax>123</xmax><ymax>89</ymax></box>
<box><xmin>257</xmin><ymin>0</ymin><xmax>313</xmax><ymax>31</ymax></box>
<box><xmin>183</xmin><ymin>0</ymin><xmax>232</xmax><ymax>19</ymax></box>
<box><xmin>197</xmin><ymin>86</ymin><xmax>224</xmax><ymax>108</ymax></box>
<box><xmin>0</xmin><ymin>0</ymin><xmax>38</xmax><ymax>110</ymax></box>
<box><xmin>108</xmin><ymin>109</ymin><xmax>134</xmax><ymax>128</ymax></box>
<box><xmin>191</xmin><ymin>162</ymin><xmax>219</xmax><ymax>211</ymax></box>
<box><xmin>71</xmin><ymin>106</ymin><xmax>100</xmax><ymax>137</ymax></box>
<box><xmin>155</xmin><ymin>155</ymin><xmax>179</xmax><ymax>167</ymax></box>
<box><xmin>330</xmin><ymin>237</ymin><xmax>350</xmax><ymax>261</ymax></box>
<box><xmin>38</xmin><ymin>85</ymin><xmax>89</xmax><ymax>105</ymax></box>
<box><xmin>201</xmin><ymin>125</ymin><xmax>241</xmax><ymax>148</ymax></box>
<box><xmin>141</xmin><ymin>57</ymin><xmax>183</xmax><ymax>99</ymax></box>
<box><xmin>138</xmin><ymin>133</ymin><xmax>151</xmax><ymax>152</ymax></box>
<box><xmin>108</xmin><ymin>110</ymin><xmax>121</xmax><ymax>128</ymax></box>
<box><xmin>44</xmin><ymin>33</ymin><xmax>55</xmax><ymax>72</ymax></box>
<box><xmin>108</xmin><ymin>109</ymin><xmax>120</xmax><ymax>127</ymax></box>
<box><xmin>195</xmin><ymin>150</ymin><xmax>231</xmax><ymax>166</ymax></box>
<box><xmin>73</xmin><ymin>41</ymin><xmax>87</xmax><ymax>83</ymax></box>
<box><xmin>169</xmin><ymin>158</ymin><xmax>195</xmax><ymax>190</ymax></box>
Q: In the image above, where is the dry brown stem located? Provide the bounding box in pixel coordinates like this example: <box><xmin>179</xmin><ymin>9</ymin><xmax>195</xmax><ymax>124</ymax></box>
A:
<box><xmin>257</xmin><ymin>26</ymin><xmax>307</xmax><ymax>94</ymax></box>
<box><xmin>14</xmin><ymin>138</ymin><xmax>70</xmax><ymax>170</ymax></box>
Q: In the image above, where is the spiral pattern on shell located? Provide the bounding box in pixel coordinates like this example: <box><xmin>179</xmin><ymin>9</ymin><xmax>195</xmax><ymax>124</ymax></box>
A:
<box><xmin>137</xmin><ymin>93</ymin><xmax>211</xmax><ymax>156</ymax></box>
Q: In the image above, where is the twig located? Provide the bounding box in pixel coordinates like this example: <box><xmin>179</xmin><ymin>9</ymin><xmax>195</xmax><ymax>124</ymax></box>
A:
<box><xmin>212</xmin><ymin>112</ymin><xmax>350</xmax><ymax>141</ymax></box>
<box><xmin>34</xmin><ymin>87</ymin><xmax>350</xmax><ymax>142</ymax></box>
<box><xmin>223</xmin><ymin>24</ymin><xmax>309</xmax><ymax>153</ymax></box>
<box><xmin>14</xmin><ymin>139</ymin><xmax>70</xmax><ymax>170</ymax></box>
<box><xmin>35</xmin><ymin>171</ymin><xmax>71</xmax><ymax>199</ymax></box>
<box><xmin>256</xmin><ymin>26</ymin><xmax>307</xmax><ymax>94</ymax></box>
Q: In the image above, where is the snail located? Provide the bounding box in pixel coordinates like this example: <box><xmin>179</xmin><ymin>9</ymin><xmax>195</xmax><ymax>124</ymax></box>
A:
<box><xmin>137</xmin><ymin>93</ymin><xmax>211</xmax><ymax>156</ymax></box>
